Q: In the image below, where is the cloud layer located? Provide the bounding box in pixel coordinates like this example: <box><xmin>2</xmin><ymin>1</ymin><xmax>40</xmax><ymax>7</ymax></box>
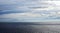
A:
<box><xmin>0</xmin><ymin>0</ymin><xmax>60</xmax><ymax>22</ymax></box>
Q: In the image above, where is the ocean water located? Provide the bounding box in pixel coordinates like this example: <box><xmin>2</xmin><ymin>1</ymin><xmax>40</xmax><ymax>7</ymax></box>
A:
<box><xmin>0</xmin><ymin>22</ymin><xmax>60</xmax><ymax>33</ymax></box>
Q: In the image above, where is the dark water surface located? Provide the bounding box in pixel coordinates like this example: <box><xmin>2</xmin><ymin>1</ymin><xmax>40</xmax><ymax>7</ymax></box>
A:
<box><xmin>0</xmin><ymin>22</ymin><xmax>60</xmax><ymax>33</ymax></box>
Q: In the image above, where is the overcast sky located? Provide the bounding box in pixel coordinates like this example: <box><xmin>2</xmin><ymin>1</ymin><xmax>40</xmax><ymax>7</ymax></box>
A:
<box><xmin>0</xmin><ymin>0</ymin><xmax>60</xmax><ymax>22</ymax></box>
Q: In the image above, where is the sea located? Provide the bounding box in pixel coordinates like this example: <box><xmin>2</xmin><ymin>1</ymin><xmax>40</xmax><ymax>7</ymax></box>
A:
<box><xmin>0</xmin><ymin>22</ymin><xmax>60</xmax><ymax>33</ymax></box>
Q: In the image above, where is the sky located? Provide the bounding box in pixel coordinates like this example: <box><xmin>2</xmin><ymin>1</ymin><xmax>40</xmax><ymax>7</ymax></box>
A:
<box><xmin>0</xmin><ymin>0</ymin><xmax>60</xmax><ymax>22</ymax></box>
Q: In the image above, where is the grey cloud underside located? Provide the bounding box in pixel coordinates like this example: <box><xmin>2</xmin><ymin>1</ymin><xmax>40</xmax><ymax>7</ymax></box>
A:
<box><xmin>0</xmin><ymin>10</ymin><xmax>30</xmax><ymax>15</ymax></box>
<box><xmin>0</xmin><ymin>0</ymin><xmax>57</xmax><ymax>13</ymax></box>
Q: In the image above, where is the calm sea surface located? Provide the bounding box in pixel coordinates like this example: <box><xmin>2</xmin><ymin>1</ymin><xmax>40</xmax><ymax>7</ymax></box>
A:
<box><xmin>0</xmin><ymin>22</ymin><xmax>60</xmax><ymax>33</ymax></box>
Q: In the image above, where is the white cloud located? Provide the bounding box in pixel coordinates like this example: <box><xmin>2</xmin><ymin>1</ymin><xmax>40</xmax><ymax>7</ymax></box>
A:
<box><xmin>0</xmin><ymin>11</ymin><xmax>60</xmax><ymax>22</ymax></box>
<box><xmin>0</xmin><ymin>13</ymin><xmax>42</xmax><ymax>18</ymax></box>
<box><xmin>0</xmin><ymin>11</ymin><xmax>60</xmax><ymax>18</ymax></box>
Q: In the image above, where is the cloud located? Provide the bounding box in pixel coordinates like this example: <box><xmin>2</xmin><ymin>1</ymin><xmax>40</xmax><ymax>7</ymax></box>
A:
<box><xmin>0</xmin><ymin>0</ymin><xmax>60</xmax><ymax>22</ymax></box>
<box><xmin>0</xmin><ymin>13</ymin><xmax>43</xmax><ymax>22</ymax></box>
<box><xmin>0</xmin><ymin>11</ymin><xmax>60</xmax><ymax>22</ymax></box>
<box><xmin>0</xmin><ymin>13</ymin><xmax>42</xmax><ymax>18</ymax></box>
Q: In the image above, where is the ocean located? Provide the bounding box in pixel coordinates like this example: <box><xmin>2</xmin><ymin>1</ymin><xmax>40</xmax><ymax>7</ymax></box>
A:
<box><xmin>0</xmin><ymin>22</ymin><xmax>60</xmax><ymax>33</ymax></box>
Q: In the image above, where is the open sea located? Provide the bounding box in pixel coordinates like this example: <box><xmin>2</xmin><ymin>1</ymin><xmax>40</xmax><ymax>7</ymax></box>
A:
<box><xmin>0</xmin><ymin>22</ymin><xmax>60</xmax><ymax>33</ymax></box>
